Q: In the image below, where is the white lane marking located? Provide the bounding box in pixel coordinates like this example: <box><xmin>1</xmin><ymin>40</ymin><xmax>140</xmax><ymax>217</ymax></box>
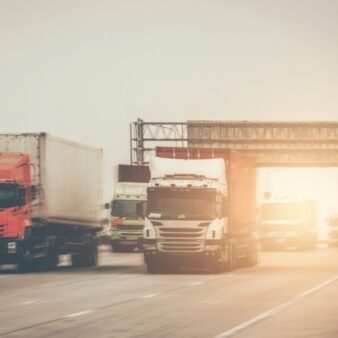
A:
<box><xmin>140</xmin><ymin>293</ymin><xmax>159</xmax><ymax>299</ymax></box>
<box><xmin>189</xmin><ymin>281</ymin><xmax>204</xmax><ymax>286</ymax></box>
<box><xmin>215</xmin><ymin>274</ymin><xmax>338</xmax><ymax>338</ymax></box>
<box><xmin>200</xmin><ymin>299</ymin><xmax>211</xmax><ymax>304</ymax></box>
<box><xmin>43</xmin><ymin>280</ymin><xmax>77</xmax><ymax>287</ymax></box>
<box><xmin>21</xmin><ymin>300</ymin><xmax>40</xmax><ymax>306</ymax></box>
<box><xmin>65</xmin><ymin>310</ymin><xmax>93</xmax><ymax>318</ymax></box>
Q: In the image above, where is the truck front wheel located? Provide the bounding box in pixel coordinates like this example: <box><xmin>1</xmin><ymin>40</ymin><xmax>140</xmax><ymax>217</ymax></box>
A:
<box><xmin>18</xmin><ymin>231</ymin><xmax>34</xmax><ymax>272</ymax></box>
<box><xmin>145</xmin><ymin>257</ymin><xmax>159</xmax><ymax>273</ymax></box>
<box><xmin>18</xmin><ymin>249</ymin><xmax>34</xmax><ymax>273</ymax></box>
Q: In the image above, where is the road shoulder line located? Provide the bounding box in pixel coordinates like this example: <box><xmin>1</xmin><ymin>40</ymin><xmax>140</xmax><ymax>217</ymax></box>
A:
<box><xmin>215</xmin><ymin>274</ymin><xmax>338</xmax><ymax>338</ymax></box>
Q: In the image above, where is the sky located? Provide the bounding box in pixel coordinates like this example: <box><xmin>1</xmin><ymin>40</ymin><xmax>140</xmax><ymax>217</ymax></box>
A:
<box><xmin>1</xmin><ymin>0</ymin><xmax>338</xmax><ymax>202</ymax></box>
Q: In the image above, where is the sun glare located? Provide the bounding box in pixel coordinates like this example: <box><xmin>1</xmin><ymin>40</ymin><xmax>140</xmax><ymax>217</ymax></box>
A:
<box><xmin>258</xmin><ymin>168</ymin><xmax>338</xmax><ymax>240</ymax></box>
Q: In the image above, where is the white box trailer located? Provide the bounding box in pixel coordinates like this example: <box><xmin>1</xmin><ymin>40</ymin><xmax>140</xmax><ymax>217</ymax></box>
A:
<box><xmin>0</xmin><ymin>133</ymin><xmax>103</xmax><ymax>270</ymax></box>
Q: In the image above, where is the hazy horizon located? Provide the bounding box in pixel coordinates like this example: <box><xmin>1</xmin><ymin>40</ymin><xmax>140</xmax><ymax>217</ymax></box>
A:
<box><xmin>1</xmin><ymin>0</ymin><xmax>338</xmax><ymax>199</ymax></box>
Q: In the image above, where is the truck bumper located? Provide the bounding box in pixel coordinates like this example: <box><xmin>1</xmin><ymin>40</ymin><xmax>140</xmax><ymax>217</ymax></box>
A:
<box><xmin>111</xmin><ymin>230</ymin><xmax>143</xmax><ymax>246</ymax></box>
<box><xmin>143</xmin><ymin>240</ymin><xmax>223</xmax><ymax>267</ymax></box>
<box><xmin>261</xmin><ymin>232</ymin><xmax>309</xmax><ymax>248</ymax></box>
<box><xmin>0</xmin><ymin>238</ymin><xmax>22</xmax><ymax>264</ymax></box>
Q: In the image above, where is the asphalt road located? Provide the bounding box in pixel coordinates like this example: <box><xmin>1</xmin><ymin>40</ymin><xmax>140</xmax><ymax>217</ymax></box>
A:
<box><xmin>0</xmin><ymin>245</ymin><xmax>337</xmax><ymax>338</ymax></box>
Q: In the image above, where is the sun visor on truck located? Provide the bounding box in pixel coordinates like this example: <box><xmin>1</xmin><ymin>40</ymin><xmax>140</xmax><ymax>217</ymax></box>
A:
<box><xmin>149</xmin><ymin>157</ymin><xmax>226</xmax><ymax>186</ymax></box>
<box><xmin>118</xmin><ymin>164</ymin><xmax>150</xmax><ymax>183</ymax></box>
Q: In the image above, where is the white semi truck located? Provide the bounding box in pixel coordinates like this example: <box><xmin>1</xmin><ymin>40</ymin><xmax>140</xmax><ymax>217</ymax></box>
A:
<box><xmin>142</xmin><ymin>146</ymin><xmax>258</xmax><ymax>273</ymax></box>
<box><xmin>259</xmin><ymin>198</ymin><xmax>318</xmax><ymax>250</ymax></box>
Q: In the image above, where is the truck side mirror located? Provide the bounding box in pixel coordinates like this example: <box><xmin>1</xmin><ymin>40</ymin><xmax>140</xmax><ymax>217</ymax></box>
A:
<box><xmin>104</xmin><ymin>202</ymin><xmax>111</xmax><ymax>210</ymax></box>
<box><xmin>18</xmin><ymin>187</ymin><xmax>26</xmax><ymax>207</ymax></box>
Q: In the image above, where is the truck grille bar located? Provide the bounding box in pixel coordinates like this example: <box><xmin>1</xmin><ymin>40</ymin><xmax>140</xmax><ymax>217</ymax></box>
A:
<box><xmin>157</xmin><ymin>227</ymin><xmax>206</xmax><ymax>253</ymax></box>
<box><xmin>117</xmin><ymin>224</ymin><xmax>144</xmax><ymax>231</ymax></box>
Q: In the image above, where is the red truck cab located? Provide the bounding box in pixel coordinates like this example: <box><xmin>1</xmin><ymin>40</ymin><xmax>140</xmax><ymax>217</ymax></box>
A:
<box><xmin>0</xmin><ymin>153</ymin><xmax>32</xmax><ymax>263</ymax></box>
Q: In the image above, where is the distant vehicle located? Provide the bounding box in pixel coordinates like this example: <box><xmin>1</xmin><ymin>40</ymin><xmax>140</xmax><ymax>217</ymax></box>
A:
<box><xmin>110</xmin><ymin>165</ymin><xmax>149</xmax><ymax>252</ymax></box>
<box><xmin>143</xmin><ymin>147</ymin><xmax>258</xmax><ymax>273</ymax></box>
<box><xmin>259</xmin><ymin>198</ymin><xmax>317</xmax><ymax>250</ymax></box>
<box><xmin>0</xmin><ymin>133</ymin><xmax>103</xmax><ymax>271</ymax></box>
<box><xmin>328</xmin><ymin>212</ymin><xmax>338</xmax><ymax>246</ymax></box>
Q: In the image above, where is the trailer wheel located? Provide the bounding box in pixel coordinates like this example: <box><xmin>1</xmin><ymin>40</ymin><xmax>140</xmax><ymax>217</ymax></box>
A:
<box><xmin>224</xmin><ymin>241</ymin><xmax>236</xmax><ymax>271</ymax></box>
<box><xmin>38</xmin><ymin>239</ymin><xmax>59</xmax><ymax>271</ymax></box>
<box><xmin>88</xmin><ymin>237</ymin><xmax>98</xmax><ymax>266</ymax></box>
<box><xmin>72</xmin><ymin>235</ymin><xmax>98</xmax><ymax>268</ymax></box>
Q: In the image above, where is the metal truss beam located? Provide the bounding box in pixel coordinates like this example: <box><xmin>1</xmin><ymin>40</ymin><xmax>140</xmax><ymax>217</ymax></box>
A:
<box><xmin>131</xmin><ymin>119</ymin><xmax>338</xmax><ymax>166</ymax></box>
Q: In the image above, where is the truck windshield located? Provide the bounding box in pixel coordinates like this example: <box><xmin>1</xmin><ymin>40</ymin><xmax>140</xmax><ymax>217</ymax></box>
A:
<box><xmin>147</xmin><ymin>189</ymin><xmax>216</xmax><ymax>220</ymax></box>
<box><xmin>0</xmin><ymin>183</ymin><xmax>17</xmax><ymax>209</ymax></box>
<box><xmin>112</xmin><ymin>200</ymin><xmax>146</xmax><ymax>218</ymax></box>
<box><xmin>261</xmin><ymin>203</ymin><xmax>303</xmax><ymax>221</ymax></box>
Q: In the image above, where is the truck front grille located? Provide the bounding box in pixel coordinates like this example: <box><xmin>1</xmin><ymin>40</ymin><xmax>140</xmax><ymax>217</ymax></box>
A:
<box><xmin>117</xmin><ymin>224</ymin><xmax>144</xmax><ymax>231</ymax></box>
<box><xmin>157</xmin><ymin>227</ymin><xmax>205</xmax><ymax>253</ymax></box>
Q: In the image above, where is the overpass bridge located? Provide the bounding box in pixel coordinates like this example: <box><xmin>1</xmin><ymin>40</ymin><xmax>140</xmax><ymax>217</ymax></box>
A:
<box><xmin>130</xmin><ymin>119</ymin><xmax>338</xmax><ymax>167</ymax></box>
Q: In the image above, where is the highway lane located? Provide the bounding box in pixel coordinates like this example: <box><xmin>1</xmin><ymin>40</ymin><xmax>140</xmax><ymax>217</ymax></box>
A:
<box><xmin>0</xmin><ymin>246</ymin><xmax>337</xmax><ymax>337</ymax></box>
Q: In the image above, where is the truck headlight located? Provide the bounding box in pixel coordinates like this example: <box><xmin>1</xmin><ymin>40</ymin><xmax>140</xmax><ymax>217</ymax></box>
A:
<box><xmin>143</xmin><ymin>218</ymin><xmax>156</xmax><ymax>239</ymax></box>
<box><xmin>206</xmin><ymin>219</ymin><xmax>223</xmax><ymax>240</ymax></box>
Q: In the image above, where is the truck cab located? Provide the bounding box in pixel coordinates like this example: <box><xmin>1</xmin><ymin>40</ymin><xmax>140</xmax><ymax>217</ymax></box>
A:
<box><xmin>110</xmin><ymin>182</ymin><xmax>147</xmax><ymax>252</ymax></box>
<box><xmin>259</xmin><ymin>198</ymin><xmax>317</xmax><ymax>250</ymax></box>
<box><xmin>0</xmin><ymin>153</ymin><xmax>32</xmax><ymax>265</ymax></box>
<box><xmin>145</xmin><ymin>174</ymin><xmax>227</xmax><ymax>271</ymax></box>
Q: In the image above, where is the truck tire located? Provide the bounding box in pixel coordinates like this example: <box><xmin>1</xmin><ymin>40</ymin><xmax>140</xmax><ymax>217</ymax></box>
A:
<box><xmin>146</xmin><ymin>257</ymin><xmax>160</xmax><ymax>273</ymax></box>
<box><xmin>17</xmin><ymin>230</ymin><xmax>35</xmax><ymax>273</ymax></box>
<box><xmin>37</xmin><ymin>239</ymin><xmax>59</xmax><ymax>271</ymax></box>
<box><xmin>18</xmin><ymin>250</ymin><xmax>34</xmax><ymax>273</ymax></box>
<box><xmin>146</xmin><ymin>261</ymin><xmax>158</xmax><ymax>274</ymax></box>
<box><xmin>72</xmin><ymin>235</ymin><xmax>98</xmax><ymax>268</ymax></box>
<box><xmin>224</xmin><ymin>242</ymin><xmax>236</xmax><ymax>272</ymax></box>
<box><xmin>88</xmin><ymin>237</ymin><xmax>98</xmax><ymax>266</ymax></box>
<box><xmin>238</xmin><ymin>240</ymin><xmax>258</xmax><ymax>268</ymax></box>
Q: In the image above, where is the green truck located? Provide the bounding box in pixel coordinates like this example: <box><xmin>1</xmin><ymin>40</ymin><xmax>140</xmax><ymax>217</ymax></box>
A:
<box><xmin>110</xmin><ymin>165</ymin><xmax>149</xmax><ymax>252</ymax></box>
